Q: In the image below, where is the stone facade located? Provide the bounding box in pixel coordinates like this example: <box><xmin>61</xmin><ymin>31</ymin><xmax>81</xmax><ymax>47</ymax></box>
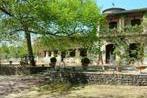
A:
<box><xmin>100</xmin><ymin>8</ymin><xmax>147</xmax><ymax>65</ymax></box>
<box><xmin>49</xmin><ymin>72</ymin><xmax>147</xmax><ymax>86</ymax></box>
<box><xmin>36</xmin><ymin>8</ymin><xmax>147</xmax><ymax>66</ymax></box>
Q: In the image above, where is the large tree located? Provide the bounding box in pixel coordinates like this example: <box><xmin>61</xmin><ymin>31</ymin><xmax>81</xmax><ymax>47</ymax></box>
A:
<box><xmin>0</xmin><ymin>0</ymin><xmax>102</xmax><ymax>66</ymax></box>
<box><xmin>33</xmin><ymin>0</ymin><xmax>103</xmax><ymax>53</ymax></box>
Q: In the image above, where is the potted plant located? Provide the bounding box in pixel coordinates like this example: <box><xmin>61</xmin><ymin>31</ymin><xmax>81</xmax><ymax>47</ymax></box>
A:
<box><xmin>50</xmin><ymin>57</ymin><xmax>57</xmax><ymax>68</ymax></box>
<box><xmin>81</xmin><ymin>57</ymin><xmax>90</xmax><ymax>70</ymax></box>
<box><xmin>9</xmin><ymin>61</ymin><xmax>13</xmax><ymax>65</ymax></box>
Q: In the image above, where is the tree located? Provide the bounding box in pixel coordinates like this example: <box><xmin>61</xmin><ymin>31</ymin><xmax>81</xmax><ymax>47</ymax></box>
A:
<box><xmin>0</xmin><ymin>44</ymin><xmax>10</xmax><ymax>59</ymax></box>
<box><xmin>1</xmin><ymin>0</ymin><xmax>103</xmax><ymax>66</ymax></box>
<box><xmin>0</xmin><ymin>0</ymin><xmax>41</xmax><ymax>66</ymax></box>
<box><xmin>33</xmin><ymin>0</ymin><xmax>103</xmax><ymax>54</ymax></box>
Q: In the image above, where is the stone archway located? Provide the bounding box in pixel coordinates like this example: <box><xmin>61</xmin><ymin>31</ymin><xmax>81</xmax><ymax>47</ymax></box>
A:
<box><xmin>106</xmin><ymin>44</ymin><xmax>115</xmax><ymax>64</ymax></box>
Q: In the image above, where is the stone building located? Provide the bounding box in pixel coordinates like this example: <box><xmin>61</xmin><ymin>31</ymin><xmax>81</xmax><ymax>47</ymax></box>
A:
<box><xmin>99</xmin><ymin>7</ymin><xmax>147</xmax><ymax>65</ymax></box>
<box><xmin>36</xmin><ymin>7</ymin><xmax>147</xmax><ymax>66</ymax></box>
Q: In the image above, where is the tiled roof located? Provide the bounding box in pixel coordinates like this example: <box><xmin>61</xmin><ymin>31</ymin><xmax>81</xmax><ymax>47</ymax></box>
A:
<box><xmin>103</xmin><ymin>8</ymin><xmax>147</xmax><ymax>15</ymax></box>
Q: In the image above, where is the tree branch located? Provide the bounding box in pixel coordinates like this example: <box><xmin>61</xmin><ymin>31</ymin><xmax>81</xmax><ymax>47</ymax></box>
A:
<box><xmin>27</xmin><ymin>30</ymin><xmax>64</xmax><ymax>37</ymax></box>
<box><xmin>0</xmin><ymin>7</ymin><xmax>13</xmax><ymax>16</ymax></box>
<box><xmin>0</xmin><ymin>0</ymin><xmax>15</xmax><ymax>16</ymax></box>
<box><xmin>1</xmin><ymin>29</ymin><xmax>24</xmax><ymax>35</ymax></box>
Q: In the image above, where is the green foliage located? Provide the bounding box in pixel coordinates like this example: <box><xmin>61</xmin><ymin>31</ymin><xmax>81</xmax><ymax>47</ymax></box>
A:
<box><xmin>32</xmin><ymin>0</ymin><xmax>102</xmax><ymax>52</ymax></box>
<box><xmin>100</xmin><ymin>25</ymin><xmax>143</xmax><ymax>36</ymax></box>
<box><xmin>0</xmin><ymin>43</ymin><xmax>27</xmax><ymax>59</ymax></box>
<box><xmin>38</xmin><ymin>81</ymin><xmax>73</xmax><ymax>94</ymax></box>
<box><xmin>143</xmin><ymin>13</ymin><xmax>147</xmax><ymax>28</ymax></box>
<box><xmin>96</xmin><ymin>19</ymin><xmax>145</xmax><ymax>66</ymax></box>
<box><xmin>0</xmin><ymin>44</ymin><xmax>10</xmax><ymax>58</ymax></box>
<box><xmin>0</xmin><ymin>0</ymin><xmax>102</xmax><ymax>62</ymax></box>
<box><xmin>34</xmin><ymin>33</ymin><xmax>98</xmax><ymax>53</ymax></box>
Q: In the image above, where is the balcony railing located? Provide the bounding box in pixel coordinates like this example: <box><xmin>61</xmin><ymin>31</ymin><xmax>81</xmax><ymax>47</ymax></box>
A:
<box><xmin>124</xmin><ymin>25</ymin><xmax>143</xmax><ymax>34</ymax></box>
<box><xmin>99</xmin><ymin>25</ymin><xmax>144</xmax><ymax>38</ymax></box>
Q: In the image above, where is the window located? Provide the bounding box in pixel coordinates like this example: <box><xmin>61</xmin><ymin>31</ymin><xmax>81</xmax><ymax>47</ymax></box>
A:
<box><xmin>129</xmin><ymin>43</ymin><xmax>140</xmax><ymax>59</ymax></box>
<box><xmin>54</xmin><ymin>50</ymin><xmax>58</xmax><ymax>57</ymax></box>
<box><xmin>131</xmin><ymin>19</ymin><xmax>141</xmax><ymax>26</ymax></box>
<box><xmin>106</xmin><ymin>44</ymin><xmax>115</xmax><ymax>64</ymax></box>
<box><xmin>109</xmin><ymin>22</ymin><xmax>117</xmax><ymax>29</ymax></box>
<box><xmin>48</xmin><ymin>51</ymin><xmax>51</xmax><ymax>56</ymax></box>
<box><xmin>69</xmin><ymin>49</ymin><xmax>75</xmax><ymax>57</ymax></box>
<box><xmin>61</xmin><ymin>51</ymin><xmax>66</xmax><ymax>58</ymax></box>
<box><xmin>80</xmin><ymin>48</ymin><xmax>87</xmax><ymax>57</ymax></box>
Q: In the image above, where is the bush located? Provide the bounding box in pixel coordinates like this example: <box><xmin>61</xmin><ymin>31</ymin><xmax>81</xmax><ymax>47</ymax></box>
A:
<box><xmin>50</xmin><ymin>57</ymin><xmax>57</xmax><ymax>68</ymax></box>
<box><xmin>38</xmin><ymin>80</ymin><xmax>73</xmax><ymax>94</ymax></box>
<box><xmin>81</xmin><ymin>57</ymin><xmax>90</xmax><ymax>70</ymax></box>
<box><xmin>50</xmin><ymin>57</ymin><xmax>57</xmax><ymax>63</ymax></box>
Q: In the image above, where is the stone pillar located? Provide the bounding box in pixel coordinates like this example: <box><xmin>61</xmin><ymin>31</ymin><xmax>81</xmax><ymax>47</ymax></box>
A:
<box><xmin>51</xmin><ymin>51</ymin><xmax>54</xmax><ymax>57</ymax></box>
<box><xmin>57</xmin><ymin>51</ymin><xmax>61</xmax><ymax>64</ymax></box>
<box><xmin>75</xmin><ymin>48</ymin><xmax>80</xmax><ymax>65</ymax></box>
<box><xmin>118</xmin><ymin>16</ymin><xmax>125</xmax><ymax>31</ymax></box>
<box><xmin>143</xmin><ymin>12</ymin><xmax>147</xmax><ymax>32</ymax></box>
<box><xmin>66</xmin><ymin>51</ymin><xmax>70</xmax><ymax>58</ymax></box>
<box><xmin>43</xmin><ymin>51</ymin><xmax>46</xmax><ymax>57</ymax></box>
<box><xmin>144</xmin><ymin>46</ymin><xmax>147</xmax><ymax>64</ymax></box>
<box><xmin>75</xmin><ymin>48</ymin><xmax>80</xmax><ymax>58</ymax></box>
<box><xmin>45</xmin><ymin>51</ymin><xmax>49</xmax><ymax>58</ymax></box>
<box><xmin>96</xmin><ymin>25</ymin><xmax>100</xmax><ymax>37</ymax></box>
<box><xmin>58</xmin><ymin>51</ymin><xmax>61</xmax><ymax>56</ymax></box>
<box><xmin>101</xmin><ymin>44</ymin><xmax>106</xmax><ymax>64</ymax></box>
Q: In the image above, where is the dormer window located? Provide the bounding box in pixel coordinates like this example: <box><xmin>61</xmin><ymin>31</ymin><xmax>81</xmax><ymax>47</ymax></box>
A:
<box><xmin>109</xmin><ymin>22</ymin><xmax>117</xmax><ymax>29</ymax></box>
<box><xmin>131</xmin><ymin>19</ymin><xmax>141</xmax><ymax>26</ymax></box>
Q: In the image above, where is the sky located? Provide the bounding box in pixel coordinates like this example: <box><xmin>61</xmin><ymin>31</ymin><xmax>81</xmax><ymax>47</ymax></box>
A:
<box><xmin>96</xmin><ymin>0</ymin><xmax>147</xmax><ymax>11</ymax></box>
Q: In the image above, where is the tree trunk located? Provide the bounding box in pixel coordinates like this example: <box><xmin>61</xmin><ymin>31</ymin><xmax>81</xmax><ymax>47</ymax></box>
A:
<box><xmin>25</xmin><ymin>31</ymin><xmax>36</xmax><ymax>66</ymax></box>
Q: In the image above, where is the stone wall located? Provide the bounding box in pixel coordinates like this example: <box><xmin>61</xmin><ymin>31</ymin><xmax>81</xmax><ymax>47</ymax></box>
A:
<box><xmin>48</xmin><ymin>72</ymin><xmax>147</xmax><ymax>86</ymax></box>
<box><xmin>0</xmin><ymin>66</ymin><xmax>49</xmax><ymax>75</ymax></box>
<box><xmin>84</xmin><ymin>73</ymin><xmax>147</xmax><ymax>86</ymax></box>
<box><xmin>1</xmin><ymin>65</ymin><xmax>147</xmax><ymax>86</ymax></box>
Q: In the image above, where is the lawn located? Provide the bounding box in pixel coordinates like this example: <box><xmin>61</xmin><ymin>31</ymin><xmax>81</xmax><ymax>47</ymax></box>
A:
<box><xmin>5</xmin><ymin>84</ymin><xmax>147</xmax><ymax>98</ymax></box>
<box><xmin>1</xmin><ymin>74</ymin><xmax>147</xmax><ymax>98</ymax></box>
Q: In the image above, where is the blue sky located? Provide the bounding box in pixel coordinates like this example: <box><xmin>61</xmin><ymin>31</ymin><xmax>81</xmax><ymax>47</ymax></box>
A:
<box><xmin>96</xmin><ymin>0</ymin><xmax>147</xmax><ymax>11</ymax></box>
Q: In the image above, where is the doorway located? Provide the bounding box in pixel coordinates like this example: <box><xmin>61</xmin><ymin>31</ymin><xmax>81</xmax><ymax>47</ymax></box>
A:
<box><xmin>106</xmin><ymin>44</ymin><xmax>115</xmax><ymax>64</ymax></box>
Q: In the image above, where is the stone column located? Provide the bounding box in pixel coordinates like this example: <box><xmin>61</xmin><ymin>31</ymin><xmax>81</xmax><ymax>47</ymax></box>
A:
<box><xmin>51</xmin><ymin>51</ymin><xmax>54</xmax><ymax>57</ymax></box>
<box><xmin>58</xmin><ymin>51</ymin><xmax>61</xmax><ymax>56</ymax></box>
<box><xmin>75</xmin><ymin>48</ymin><xmax>80</xmax><ymax>65</ymax></box>
<box><xmin>118</xmin><ymin>16</ymin><xmax>125</xmax><ymax>31</ymax></box>
<box><xmin>143</xmin><ymin>12</ymin><xmax>147</xmax><ymax>32</ymax></box>
<box><xmin>45</xmin><ymin>51</ymin><xmax>49</xmax><ymax>58</ymax></box>
<box><xmin>43</xmin><ymin>51</ymin><xmax>46</xmax><ymax>57</ymax></box>
<box><xmin>75</xmin><ymin>48</ymin><xmax>80</xmax><ymax>58</ymax></box>
<box><xmin>101</xmin><ymin>44</ymin><xmax>106</xmax><ymax>64</ymax></box>
<box><xmin>66</xmin><ymin>50</ymin><xmax>70</xmax><ymax>58</ymax></box>
<box><xmin>57</xmin><ymin>51</ymin><xmax>61</xmax><ymax>64</ymax></box>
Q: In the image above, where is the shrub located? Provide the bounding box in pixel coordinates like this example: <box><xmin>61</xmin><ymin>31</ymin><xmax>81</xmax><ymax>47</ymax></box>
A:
<box><xmin>81</xmin><ymin>57</ymin><xmax>90</xmax><ymax>70</ymax></box>
<box><xmin>50</xmin><ymin>57</ymin><xmax>57</xmax><ymax>68</ymax></box>
<box><xmin>50</xmin><ymin>57</ymin><xmax>57</xmax><ymax>63</ymax></box>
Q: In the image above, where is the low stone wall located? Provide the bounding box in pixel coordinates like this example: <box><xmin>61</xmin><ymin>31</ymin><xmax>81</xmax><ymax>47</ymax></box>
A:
<box><xmin>1</xmin><ymin>65</ymin><xmax>147</xmax><ymax>86</ymax></box>
<box><xmin>0</xmin><ymin>66</ymin><xmax>49</xmax><ymax>75</ymax></box>
<box><xmin>84</xmin><ymin>73</ymin><xmax>147</xmax><ymax>86</ymax></box>
<box><xmin>48</xmin><ymin>72</ymin><xmax>147</xmax><ymax>86</ymax></box>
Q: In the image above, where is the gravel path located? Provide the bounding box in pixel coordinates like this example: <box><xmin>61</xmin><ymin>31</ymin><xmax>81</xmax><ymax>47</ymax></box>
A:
<box><xmin>1</xmin><ymin>75</ymin><xmax>147</xmax><ymax>98</ymax></box>
<box><xmin>0</xmin><ymin>75</ymin><xmax>43</xmax><ymax>98</ymax></box>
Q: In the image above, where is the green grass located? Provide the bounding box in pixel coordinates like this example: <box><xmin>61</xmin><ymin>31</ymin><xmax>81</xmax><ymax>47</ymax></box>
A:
<box><xmin>144</xmin><ymin>54</ymin><xmax>147</xmax><ymax>58</ymax></box>
<box><xmin>5</xmin><ymin>84</ymin><xmax>147</xmax><ymax>98</ymax></box>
